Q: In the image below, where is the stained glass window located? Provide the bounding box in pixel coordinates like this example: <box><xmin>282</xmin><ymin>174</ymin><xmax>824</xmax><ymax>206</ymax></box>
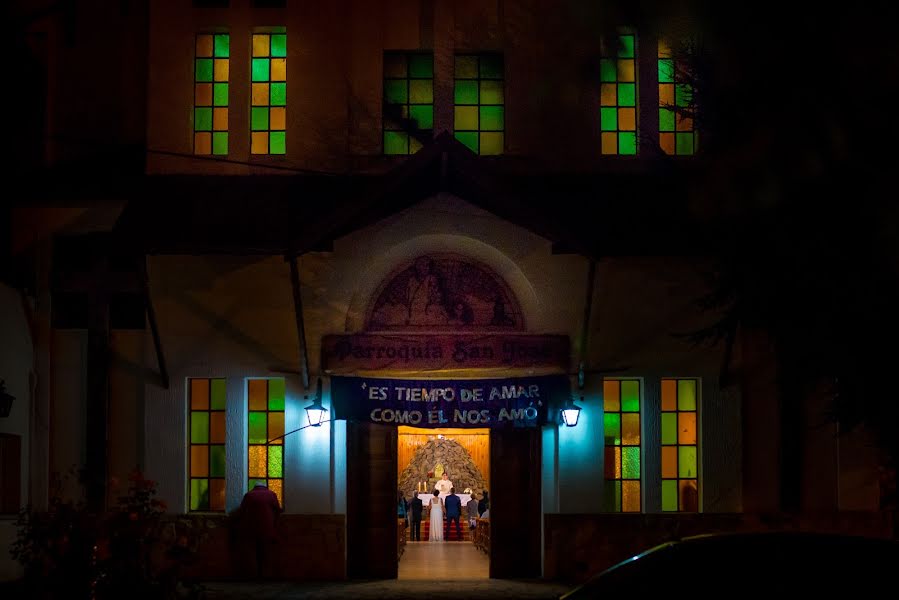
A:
<box><xmin>658</xmin><ymin>41</ymin><xmax>697</xmax><ymax>156</ymax></box>
<box><xmin>600</xmin><ymin>31</ymin><xmax>638</xmax><ymax>155</ymax></box>
<box><xmin>661</xmin><ymin>378</ymin><xmax>699</xmax><ymax>511</ymax></box>
<box><xmin>383</xmin><ymin>52</ymin><xmax>433</xmax><ymax>155</ymax></box>
<box><xmin>602</xmin><ymin>378</ymin><xmax>641</xmax><ymax>512</ymax></box>
<box><xmin>454</xmin><ymin>53</ymin><xmax>504</xmax><ymax>155</ymax></box>
<box><xmin>250</xmin><ymin>30</ymin><xmax>287</xmax><ymax>155</ymax></box>
<box><xmin>189</xmin><ymin>378</ymin><xmax>227</xmax><ymax>511</ymax></box>
<box><xmin>247</xmin><ymin>378</ymin><xmax>286</xmax><ymax>506</ymax></box>
<box><xmin>194</xmin><ymin>33</ymin><xmax>230</xmax><ymax>155</ymax></box>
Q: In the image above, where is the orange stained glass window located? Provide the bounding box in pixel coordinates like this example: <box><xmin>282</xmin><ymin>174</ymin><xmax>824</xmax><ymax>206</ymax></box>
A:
<box><xmin>189</xmin><ymin>378</ymin><xmax>227</xmax><ymax>511</ymax></box>
<box><xmin>602</xmin><ymin>378</ymin><xmax>641</xmax><ymax>512</ymax></box>
<box><xmin>658</xmin><ymin>40</ymin><xmax>698</xmax><ymax>155</ymax></box>
<box><xmin>600</xmin><ymin>30</ymin><xmax>638</xmax><ymax>155</ymax></box>
<box><xmin>247</xmin><ymin>378</ymin><xmax>286</xmax><ymax>507</ymax></box>
<box><xmin>194</xmin><ymin>33</ymin><xmax>229</xmax><ymax>155</ymax></box>
<box><xmin>661</xmin><ymin>378</ymin><xmax>699</xmax><ymax>511</ymax></box>
<box><xmin>250</xmin><ymin>30</ymin><xmax>287</xmax><ymax>155</ymax></box>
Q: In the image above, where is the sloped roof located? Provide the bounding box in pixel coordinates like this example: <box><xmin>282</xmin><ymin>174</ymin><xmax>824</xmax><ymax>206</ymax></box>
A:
<box><xmin>113</xmin><ymin>131</ymin><xmax>703</xmax><ymax>259</ymax></box>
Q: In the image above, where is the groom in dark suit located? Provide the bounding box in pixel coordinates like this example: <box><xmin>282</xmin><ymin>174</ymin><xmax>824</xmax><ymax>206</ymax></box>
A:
<box><xmin>444</xmin><ymin>488</ymin><xmax>462</xmax><ymax>541</ymax></box>
<box><xmin>409</xmin><ymin>493</ymin><xmax>423</xmax><ymax>541</ymax></box>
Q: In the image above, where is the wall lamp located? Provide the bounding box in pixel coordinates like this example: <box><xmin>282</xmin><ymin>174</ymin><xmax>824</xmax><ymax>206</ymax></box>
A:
<box><xmin>304</xmin><ymin>376</ymin><xmax>328</xmax><ymax>427</ymax></box>
<box><xmin>560</xmin><ymin>395</ymin><xmax>582</xmax><ymax>427</ymax></box>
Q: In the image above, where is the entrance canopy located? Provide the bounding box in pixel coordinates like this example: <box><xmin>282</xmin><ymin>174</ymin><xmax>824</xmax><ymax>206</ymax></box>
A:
<box><xmin>331</xmin><ymin>374</ymin><xmax>570</xmax><ymax>428</ymax></box>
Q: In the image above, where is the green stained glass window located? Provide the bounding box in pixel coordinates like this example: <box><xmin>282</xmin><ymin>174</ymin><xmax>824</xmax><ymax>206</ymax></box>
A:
<box><xmin>601</xmin><ymin>379</ymin><xmax>641</xmax><ymax>512</ymax></box>
<box><xmin>600</xmin><ymin>30</ymin><xmax>638</xmax><ymax>155</ymax></box>
<box><xmin>251</xmin><ymin>31</ymin><xmax>287</xmax><ymax>155</ymax></box>
<box><xmin>188</xmin><ymin>378</ymin><xmax>227</xmax><ymax>512</ymax></box>
<box><xmin>658</xmin><ymin>40</ymin><xmax>698</xmax><ymax>156</ymax></box>
<box><xmin>383</xmin><ymin>52</ymin><xmax>433</xmax><ymax>155</ymax></box>
<box><xmin>454</xmin><ymin>53</ymin><xmax>504</xmax><ymax>155</ymax></box>
<box><xmin>661</xmin><ymin>378</ymin><xmax>700</xmax><ymax>511</ymax></box>
<box><xmin>194</xmin><ymin>33</ymin><xmax>229</xmax><ymax>156</ymax></box>
<box><xmin>247</xmin><ymin>378</ymin><xmax>285</xmax><ymax>508</ymax></box>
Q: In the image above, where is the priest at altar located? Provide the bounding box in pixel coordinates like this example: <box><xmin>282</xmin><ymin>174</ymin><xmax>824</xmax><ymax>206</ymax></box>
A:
<box><xmin>434</xmin><ymin>472</ymin><xmax>453</xmax><ymax>494</ymax></box>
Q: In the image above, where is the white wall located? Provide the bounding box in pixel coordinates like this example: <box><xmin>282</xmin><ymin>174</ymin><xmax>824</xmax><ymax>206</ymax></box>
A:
<box><xmin>0</xmin><ymin>284</ymin><xmax>34</xmax><ymax>581</ymax></box>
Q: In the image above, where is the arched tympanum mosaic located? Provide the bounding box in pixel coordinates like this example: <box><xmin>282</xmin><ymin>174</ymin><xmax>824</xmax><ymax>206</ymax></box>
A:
<box><xmin>366</xmin><ymin>254</ymin><xmax>524</xmax><ymax>331</ymax></box>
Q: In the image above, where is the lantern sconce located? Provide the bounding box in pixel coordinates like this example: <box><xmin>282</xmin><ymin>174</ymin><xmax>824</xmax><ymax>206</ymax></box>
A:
<box><xmin>560</xmin><ymin>395</ymin><xmax>582</xmax><ymax>427</ymax></box>
<box><xmin>304</xmin><ymin>377</ymin><xmax>327</xmax><ymax>427</ymax></box>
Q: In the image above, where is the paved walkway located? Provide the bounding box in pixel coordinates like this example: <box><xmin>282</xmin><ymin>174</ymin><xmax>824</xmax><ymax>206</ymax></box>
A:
<box><xmin>201</xmin><ymin>542</ymin><xmax>572</xmax><ymax>599</ymax></box>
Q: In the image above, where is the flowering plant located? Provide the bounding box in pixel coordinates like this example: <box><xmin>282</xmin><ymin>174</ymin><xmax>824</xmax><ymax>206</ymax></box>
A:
<box><xmin>427</xmin><ymin>471</ymin><xmax>434</xmax><ymax>478</ymax></box>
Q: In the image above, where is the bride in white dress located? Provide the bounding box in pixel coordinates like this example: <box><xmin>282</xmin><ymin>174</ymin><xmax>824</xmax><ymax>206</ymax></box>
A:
<box><xmin>428</xmin><ymin>490</ymin><xmax>444</xmax><ymax>541</ymax></box>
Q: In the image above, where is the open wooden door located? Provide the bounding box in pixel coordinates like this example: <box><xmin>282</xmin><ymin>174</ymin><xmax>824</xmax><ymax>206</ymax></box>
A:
<box><xmin>489</xmin><ymin>428</ymin><xmax>541</xmax><ymax>578</ymax></box>
<box><xmin>346</xmin><ymin>421</ymin><xmax>398</xmax><ymax>579</ymax></box>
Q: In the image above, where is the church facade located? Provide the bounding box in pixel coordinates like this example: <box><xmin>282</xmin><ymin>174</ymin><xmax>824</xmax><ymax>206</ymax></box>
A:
<box><xmin>1</xmin><ymin>0</ymin><xmax>890</xmax><ymax>583</ymax></box>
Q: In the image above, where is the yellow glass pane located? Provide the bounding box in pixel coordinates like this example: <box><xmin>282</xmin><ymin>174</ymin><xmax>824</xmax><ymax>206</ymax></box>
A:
<box><xmin>454</xmin><ymin>106</ymin><xmax>478</xmax><ymax>131</ymax></box>
<box><xmin>212</xmin><ymin>107</ymin><xmax>228</xmax><ymax>131</ymax></box>
<box><xmin>480</xmin><ymin>132</ymin><xmax>503</xmax><ymax>155</ymax></box>
<box><xmin>618</xmin><ymin>108</ymin><xmax>636</xmax><ymax>131</ymax></box>
<box><xmin>251</xmin><ymin>132</ymin><xmax>268</xmax><ymax>154</ymax></box>
<box><xmin>678</xmin><ymin>412</ymin><xmax>697</xmax><ymax>445</ymax></box>
<box><xmin>248</xmin><ymin>380</ymin><xmax>267</xmax><ymax>410</ymax></box>
<box><xmin>660</xmin><ymin>132</ymin><xmax>675</xmax><ymax>155</ymax></box>
<box><xmin>190</xmin><ymin>445</ymin><xmax>209</xmax><ymax>477</ymax></box>
<box><xmin>268</xmin><ymin>412</ymin><xmax>285</xmax><ymax>444</ymax></box>
<box><xmin>617</xmin><ymin>59</ymin><xmax>635</xmax><ymax>82</ymax></box>
<box><xmin>210</xmin><ymin>479</ymin><xmax>226</xmax><ymax>511</ymax></box>
<box><xmin>601</xmin><ymin>132</ymin><xmax>617</xmax><ymax>155</ymax></box>
<box><xmin>269</xmin><ymin>107</ymin><xmax>286</xmax><ymax>130</ymax></box>
<box><xmin>600</xmin><ymin>84</ymin><xmax>617</xmax><ymax>107</ymax></box>
<box><xmin>603</xmin><ymin>379</ymin><xmax>620</xmax><ymax>412</ymax></box>
<box><xmin>662</xmin><ymin>446</ymin><xmax>678</xmax><ymax>478</ymax></box>
<box><xmin>210</xmin><ymin>411</ymin><xmax>226</xmax><ymax>444</ymax></box>
<box><xmin>196</xmin><ymin>34</ymin><xmax>214</xmax><ymax>58</ymax></box>
<box><xmin>268</xmin><ymin>479</ymin><xmax>283</xmax><ymax>507</ymax></box>
<box><xmin>658</xmin><ymin>40</ymin><xmax>672</xmax><ymax>58</ymax></box>
<box><xmin>214</xmin><ymin>59</ymin><xmax>229</xmax><ymax>82</ymax></box>
<box><xmin>252</xmin><ymin>83</ymin><xmax>270</xmax><ymax>106</ymax></box>
<box><xmin>270</xmin><ymin>58</ymin><xmax>287</xmax><ymax>82</ymax></box>
<box><xmin>191</xmin><ymin>379</ymin><xmax>209</xmax><ymax>410</ymax></box>
<box><xmin>195</xmin><ymin>83</ymin><xmax>213</xmax><ymax>106</ymax></box>
<box><xmin>622</xmin><ymin>481</ymin><xmax>641</xmax><ymax>512</ymax></box>
<box><xmin>253</xmin><ymin>34</ymin><xmax>270</xmax><ymax>57</ymax></box>
<box><xmin>194</xmin><ymin>132</ymin><xmax>212</xmax><ymax>154</ymax></box>
<box><xmin>249</xmin><ymin>445</ymin><xmax>267</xmax><ymax>478</ymax></box>
<box><xmin>676</xmin><ymin>114</ymin><xmax>694</xmax><ymax>132</ymax></box>
<box><xmin>621</xmin><ymin>413</ymin><xmax>641</xmax><ymax>446</ymax></box>
<box><xmin>659</xmin><ymin>83</ymin><xmax>674</xmax><ymax>106</ymax></box>
<box><xmin>661</xmin><ymin>379</ymin><xmax>677</xmax><ymax>411</ymax></box>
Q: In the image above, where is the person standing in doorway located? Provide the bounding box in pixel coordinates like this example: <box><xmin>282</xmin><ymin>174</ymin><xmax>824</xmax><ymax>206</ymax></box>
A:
<box><xmin>444</xmin><ymin>487</ymin><xmax>462</xmax><ymax>541</ymax></box>
<box><xmin>409</xmin><ymin>492</ymin><xmax>423</xmax><ymax>541</ymax></box>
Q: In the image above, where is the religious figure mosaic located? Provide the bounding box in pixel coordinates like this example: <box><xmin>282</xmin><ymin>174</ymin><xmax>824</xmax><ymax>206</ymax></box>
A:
<box><xmin>366</xmin><ymin>254</ymin><xmax>523</xmax><ymax>330</ymax></box>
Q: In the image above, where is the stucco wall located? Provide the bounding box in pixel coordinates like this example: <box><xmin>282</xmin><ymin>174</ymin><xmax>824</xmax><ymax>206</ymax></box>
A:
<box><xmin>0</xmin><ymin>285</ymin><xmax>34</xmax><ymax>581</ymax></box>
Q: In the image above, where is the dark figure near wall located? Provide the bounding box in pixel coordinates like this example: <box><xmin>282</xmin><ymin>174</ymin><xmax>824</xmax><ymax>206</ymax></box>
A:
<box><xmin>234</xmin><ymin>483</ymin><xmax>282</xmax><ymax>579</ymax></box>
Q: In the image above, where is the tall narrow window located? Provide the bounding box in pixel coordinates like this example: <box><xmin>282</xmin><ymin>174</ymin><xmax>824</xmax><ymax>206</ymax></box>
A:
<box><xmin>658</xmin><ymin>41</ymin><xmax>697</xmax><ymax>155</ymax></box>
<box><xmin>454</xmin><ymin>53</ymin><xmax>504</xmax><ymax>155</ymax></box>
<box><xmin>602</xmin><ymin>378</ymin><xmax>641</xmax><ymax>512</ymax></box>
<box><xmin>383</xmin><ymin>52</ymin><xmax>433</xmax><ymax>155</ymax></box>
<box><xmin>189</xmin><ymin>378</ymin><xmax>227</xmax><ymax>511</ymax></box>
<box><xmin>247</xmin><ymin>378</ymin><xmax>285</xmax><ymax>506</ymax></box>
<box><xmin>600</xmin><ymin>31</ymin><xmax>638</xmax><ymax>155</ymax></box>
<box><xmin>251</xmin><ymin>30</ymin><xmax>286</xmax><ymax>155</ymax></box>
<box><xmin>661</xmin><ymin>378</ymin><xmax>699</xmax><ymax>511</ymax></box>
<box><xmin>194</xmin><ymin>33</ymin><xmax>230</xmax><ymax>155</ymax></box>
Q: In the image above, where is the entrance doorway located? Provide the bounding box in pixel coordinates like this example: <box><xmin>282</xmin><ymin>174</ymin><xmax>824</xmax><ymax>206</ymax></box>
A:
<box><xmin>397</xmin><ymin>426</ymin><xmax>489</xmax><ymax>580</ymax></box>
<box><xmin>346</xmin><ymin>422</ymin><xmax>542</xmax><ymax>580</ymax></box>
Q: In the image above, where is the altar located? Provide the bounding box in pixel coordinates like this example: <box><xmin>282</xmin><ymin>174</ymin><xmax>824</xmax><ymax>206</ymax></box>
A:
<box><xmin>416</xmin><ymin>491</ymin><xmax>477</xmax><ymax>514</ymax></box>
